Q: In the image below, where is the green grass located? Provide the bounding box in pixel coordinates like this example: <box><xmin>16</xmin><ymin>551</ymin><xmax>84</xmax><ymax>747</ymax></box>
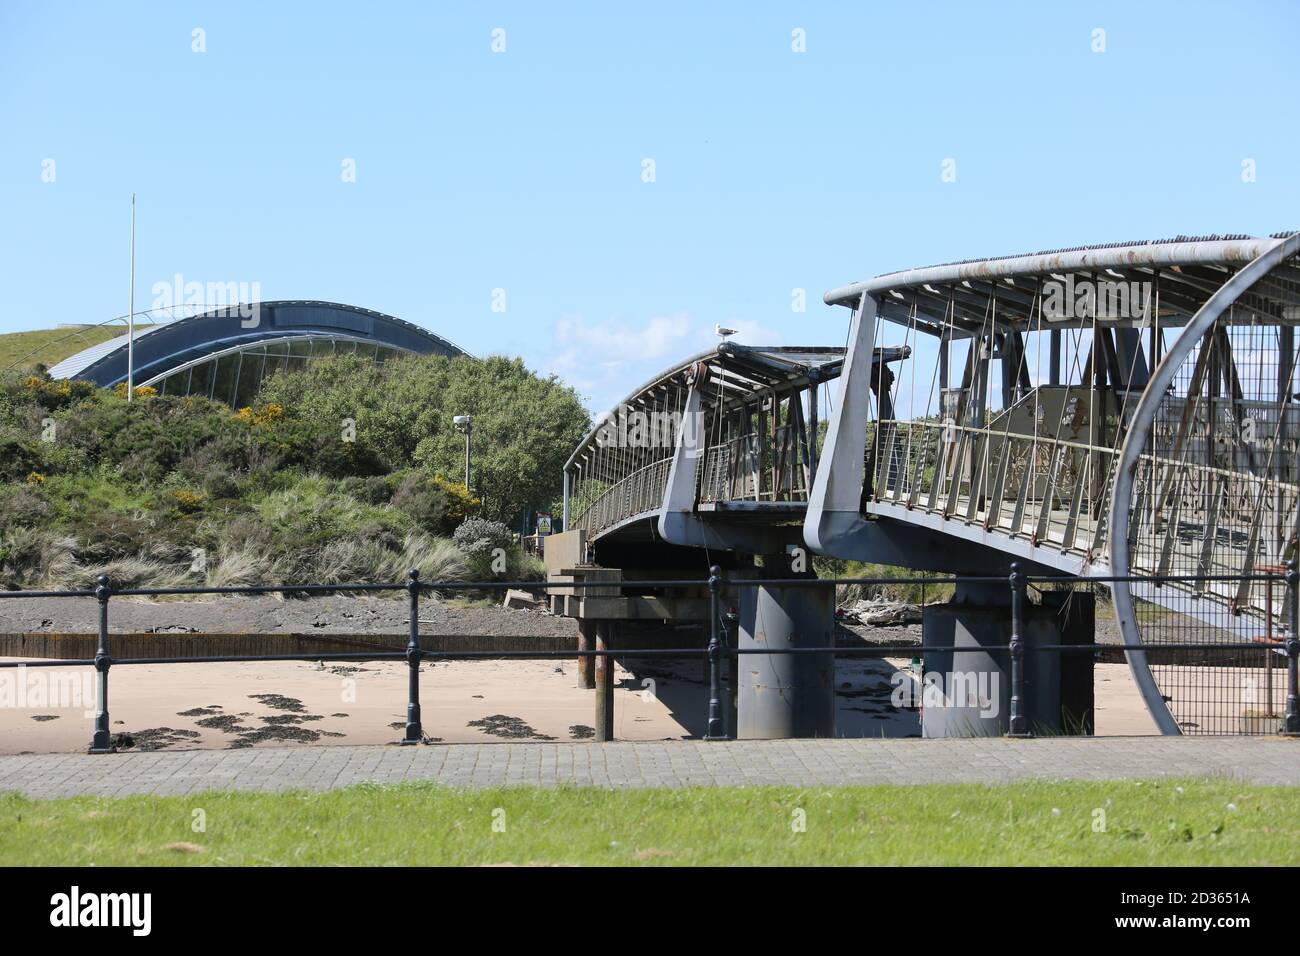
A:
<box><xmin>0</xmin><ymin>325</ymin><xmax>147</xmax><ymax>372</ymax></box>
<box><xmin>1</xmin><ymin>778</ymin><xmax>1295</xmax><ymax>866</ymax></box>
<box><xmin>41</xmin><ymin>472</ymin><xmax>162</xmax><ymax>527</ymax></box>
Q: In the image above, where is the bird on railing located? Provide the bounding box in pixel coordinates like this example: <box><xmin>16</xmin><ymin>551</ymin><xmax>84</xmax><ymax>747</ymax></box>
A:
<box><xmin>715</xmin><ymin>324</ymin><xmax>738</xmax><ymax>341</ymax></box>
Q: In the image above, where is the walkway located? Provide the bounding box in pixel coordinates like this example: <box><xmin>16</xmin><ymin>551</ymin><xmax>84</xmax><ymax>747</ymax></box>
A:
<box><xmin>1</xmin><ymin>737</ymin><xmax>1296</xmax><ymax>798</ymax></box>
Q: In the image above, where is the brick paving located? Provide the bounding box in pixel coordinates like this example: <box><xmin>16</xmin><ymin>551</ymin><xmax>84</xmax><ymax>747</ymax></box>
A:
<box><xmin>0</xmin><ymin>737</ymin><xmax>1296</xmax><ymax>799</ymax></box>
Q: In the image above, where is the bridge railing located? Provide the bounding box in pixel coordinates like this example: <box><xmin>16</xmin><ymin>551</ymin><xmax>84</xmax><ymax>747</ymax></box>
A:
<box><xmin>570</xmin><ymin>458</ymin><xmax>672</xmax><ymax>535</ymax></box>
<box><xmin>696</xmin><ymin>426</ymin><xmax>812</xmax><ymax>505</ymax></box>
<box><xmin>570</xmin><ymin>422</ymin><xmax>815</xmax><ymax>536</ymax></box>
<box><xmin>1</xmin><ymin>565</ymin><xmax>1296</xmax><ymax>749</ymax></box>
<box><xmin>865</xmin><ymin>417</ymin><xmax>1299</xmax><ymax>636</ymax></box>
<box><xmin>867</xmin><ymin>419</ymin><xmax>1117</xmax><ymax>555</ymax></box>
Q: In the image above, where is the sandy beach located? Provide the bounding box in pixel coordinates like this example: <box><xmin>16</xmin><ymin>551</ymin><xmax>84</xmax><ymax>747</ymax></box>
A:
<box><xmin>0</xmin><ymin>592</ymin><xmax>1160</xmax><ymax>754</ymax></box>
<box><xmin>0</xmin><ymin>654</ymin><xmax>1156</xmax><ymax>755</ymax></box>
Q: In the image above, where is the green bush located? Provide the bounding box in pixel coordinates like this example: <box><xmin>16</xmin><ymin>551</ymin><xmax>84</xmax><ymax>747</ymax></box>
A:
<box><xmin>0</xmin><ymin>434</ymin><xmax>41</xmax><ymax>484</ymax></box>
<box><xmin>338</xmin><ymin>474</ymin><xmax>392</xmax><ymax>506</ymax></box>
<box><xmin>387</xmin><ymin>471</ymin><xmax>454</xmax><ymax>533</ymax></box>
<box><xmin>453</xmin><ymin>517</ymin><xmax>513</xmax><ymax>578</ymax></box>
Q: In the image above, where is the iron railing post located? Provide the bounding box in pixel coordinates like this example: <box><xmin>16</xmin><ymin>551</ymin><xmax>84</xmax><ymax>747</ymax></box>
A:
<box><xmin>704</xmin><ymin>565</ymin><xmax>726</xmax><ymax>740</ymax></box>
<box><xmin>1285</xmin><ymin>560</ymin><xmax>1299</xmax><ymax>737</ymax></box>
<box><xmin>1007</xmin><ymin>563</ymin><xmax>1031</xmax><ymax>738</ymax></box>
<box><xmin>89</xmin><ymin>574</ymin><xmax>115</xmax><ymax>754</ymax></box>
<box><xmin>400</xmin><ymin>569</ymin><xmax>423</xmax><ymax>744</ymax></box>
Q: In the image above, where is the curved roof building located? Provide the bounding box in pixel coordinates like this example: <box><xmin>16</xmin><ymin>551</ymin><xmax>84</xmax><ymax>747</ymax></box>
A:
<box><xmin>48</xmin><ymin>300</ymin><xmax>468</xmax><ymax>407</ymax></box>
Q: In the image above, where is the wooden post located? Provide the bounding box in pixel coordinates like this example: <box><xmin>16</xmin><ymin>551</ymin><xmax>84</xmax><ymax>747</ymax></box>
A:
<box><xmin>576</xmin><ymin>619</ymin><xmax>596</xmax><ymax>690</ymax></box>
<box><xmin>594</xmin><ymin>622</ymin><xmax>615</xmax><ymax>741</ymax></box>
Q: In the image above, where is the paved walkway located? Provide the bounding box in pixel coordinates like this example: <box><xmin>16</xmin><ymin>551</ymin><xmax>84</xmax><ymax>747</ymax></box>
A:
<box><xmin>1</xmin><ymin>738</ymin><xmax>1296</xmax><ymax>798</ymax></box>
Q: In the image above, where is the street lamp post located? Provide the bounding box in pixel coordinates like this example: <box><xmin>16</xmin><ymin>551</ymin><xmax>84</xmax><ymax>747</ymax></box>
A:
<box><xmin>453</xmin><ymin>415</ymin><xmax>473</xmax><ymax>491</ymax></box>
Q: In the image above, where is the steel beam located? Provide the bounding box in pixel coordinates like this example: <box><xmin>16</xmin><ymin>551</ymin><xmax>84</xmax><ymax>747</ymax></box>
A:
<box><xmin>803</xmin><ymin>294</ymin><xmax>878</xmax><ymax>556</ymax></box>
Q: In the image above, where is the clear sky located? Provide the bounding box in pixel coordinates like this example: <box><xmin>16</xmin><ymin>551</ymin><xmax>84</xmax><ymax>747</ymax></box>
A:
<box><xmin>2</xmin><ymin>1</ymin><xmax>1297</xmax><ymax>415</ymax></box>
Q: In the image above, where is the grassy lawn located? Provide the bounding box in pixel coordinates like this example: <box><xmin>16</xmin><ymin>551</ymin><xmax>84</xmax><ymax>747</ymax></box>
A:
<box><xmin>1</xmin><ymin>778</ymin><xmax>1296</xmax><ymax>866</ymax></box>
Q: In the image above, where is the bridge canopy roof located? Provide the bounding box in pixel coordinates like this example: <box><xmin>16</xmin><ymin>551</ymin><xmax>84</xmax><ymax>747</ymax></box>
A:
<box><xmin>824</xmin><ymin>232</ymin><xmax>1300</xmax><ymax>338</ymax></box>
<box><xmin>567</xmin><ymin>344</ymin><xmax>845</xmax><ymax>471</ymax></box>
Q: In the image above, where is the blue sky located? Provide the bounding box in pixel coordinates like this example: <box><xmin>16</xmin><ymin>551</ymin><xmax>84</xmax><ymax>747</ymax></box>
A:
<box><xmin>2</xmin><ymin>1</ymin><xmax>1297</xmax><ymax>414</ymax></box>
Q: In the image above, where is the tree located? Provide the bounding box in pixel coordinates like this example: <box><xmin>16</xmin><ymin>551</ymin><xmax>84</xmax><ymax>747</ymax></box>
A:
<box><xmin>257</xmin><ymin>353</ymin><xmax>590</xmax><ymax>525</ymax></box>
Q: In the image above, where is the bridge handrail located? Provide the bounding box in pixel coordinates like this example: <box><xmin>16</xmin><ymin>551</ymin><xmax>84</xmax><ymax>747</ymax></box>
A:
<box><xmin>872</xmin><ymin>418</ymin><xmax>1299</xmax><ymax>493</ymax></box>
<box><xmin>865</xmin><ymin>416</ymin><xmax>1298</xmax><ymax>630</ymax></box>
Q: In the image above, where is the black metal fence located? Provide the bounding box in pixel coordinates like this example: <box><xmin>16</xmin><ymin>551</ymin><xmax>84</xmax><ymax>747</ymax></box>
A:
<box><xmin>0</xmin><ymin>563</ymin><xmax>1296</xmax><ymax>752</ymax></box>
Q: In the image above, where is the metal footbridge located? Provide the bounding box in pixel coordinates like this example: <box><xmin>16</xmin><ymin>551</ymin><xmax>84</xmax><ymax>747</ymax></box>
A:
<box><xmin>561</xmin><ymin>232</ymin><xmax>1300</xmax><ymax>735</ymax></box>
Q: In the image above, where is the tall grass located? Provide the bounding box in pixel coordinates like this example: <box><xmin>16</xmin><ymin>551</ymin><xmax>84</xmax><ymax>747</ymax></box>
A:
<box><xmin>0</xmin><ymin>522</ymin><xmax>479</xmax><ymax>593</ymax></box>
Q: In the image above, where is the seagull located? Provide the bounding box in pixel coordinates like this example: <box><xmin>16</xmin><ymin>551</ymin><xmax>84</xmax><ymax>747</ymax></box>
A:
<box><xmin>715</xmin><ymin>324</ymin><xmax>738</xmax><ymax>340</ymax></box>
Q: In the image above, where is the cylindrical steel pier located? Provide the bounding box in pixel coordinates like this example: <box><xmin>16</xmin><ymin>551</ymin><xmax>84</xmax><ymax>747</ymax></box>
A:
<box><xmin>736</xmin><ymin>581</ymin><xmax>835</xmax><ymax>739</ymax></box>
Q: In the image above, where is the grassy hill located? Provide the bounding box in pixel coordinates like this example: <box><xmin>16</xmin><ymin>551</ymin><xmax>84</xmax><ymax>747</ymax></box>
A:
<box><xmin>1</xmin><ymin>351</ymin><xmax>586</xmax><ymax>589</ymax></box>
<box><xmin>0</xmin><ymin>324</ymin><xmax>142</xmax><ymax>372</ymax></box>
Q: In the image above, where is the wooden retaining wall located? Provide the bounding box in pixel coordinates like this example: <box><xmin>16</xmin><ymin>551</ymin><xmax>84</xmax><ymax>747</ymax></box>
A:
<box><xmin>0</xmin><ymin>632</ymin><xmax>573</xmax><ymax>661</ymax></box>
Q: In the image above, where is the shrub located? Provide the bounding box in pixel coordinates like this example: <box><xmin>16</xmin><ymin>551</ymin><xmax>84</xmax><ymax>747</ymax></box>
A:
<box><xmin>234</xmin><ymin>402</ymin><xmax>284</xmax><ymax>427</ymax></box>
<box><xmin>388</xmin><ymin>471</ymin><xmax>453</xmax><ymax>533</ymax></box>
<box><xmin>0</xmin><ymin>357</ymin><xmax>585</xmax><ymax>590</ymax></box>
<box><xmin>431</xmin><ymin>474</ymin><xmax>479</xmax><ymax>525</ymax></box>
<box><xmin>112</xmin><ymin>383</ymin><xmax>157</xmax><ymax>399</ymax></box>
<box><xmin>452</xmin><ymin>517</ymin><xmax>513</xmax><ymax>578</ymax></box>
<box><xmin>55</xmin><ymin>392</ymin><xmax>237</xmax><ymax>484</ymax></box>
<box><xmin>0</xmin><ymin>486</ymin><xmax>50</xmax><ymax>527</ymax></box>
<box><xmin>338</xmin><ymin>475</ymin><xmax>391</xmax><ymax>506</ymax></box>
<box><xmin>172</xmin><ymin>488</ymin><xmax>205</xmax><ymax>513</ymax></box>
<box><xmin>9</xmin><ymin>374</ymin><xmax>96</xmax><ymax>412</ymax></box>
<box><xmin>0</xmin><ymin>435</ymin><xmax>42</xmax><ymax>484</ymax></box>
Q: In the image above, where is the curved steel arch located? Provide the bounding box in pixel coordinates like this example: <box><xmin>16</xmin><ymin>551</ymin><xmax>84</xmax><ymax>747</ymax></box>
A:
<box><xmin>135</xmin><ymin>332</ymin><xmax>392</xmax><ymax>388</ymax></box>
<box><xmin>48</xmin><ymin>300</ymin><xmax>469</xmax><ymax>387</ymax></box>
<box><xmin>1106</xmin><ymin>232</ymin><xmax>1300</xmax><ymax>735</ymax></box>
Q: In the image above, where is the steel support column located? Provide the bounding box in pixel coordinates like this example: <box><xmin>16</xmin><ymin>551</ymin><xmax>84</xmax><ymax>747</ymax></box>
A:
<box><xmin>736</xmin><ymin>570</ymin><xmax>835</xmax><ymax>739</ymax></box>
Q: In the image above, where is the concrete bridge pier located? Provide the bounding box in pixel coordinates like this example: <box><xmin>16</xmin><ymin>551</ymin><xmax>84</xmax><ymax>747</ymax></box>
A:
<box><xmin>736</xmin><ymin>571</ymin><xmax>836</xmax><ymax>739</ymax></box>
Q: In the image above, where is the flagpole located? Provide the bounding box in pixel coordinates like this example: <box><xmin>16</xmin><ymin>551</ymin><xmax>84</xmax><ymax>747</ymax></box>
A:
<box><xmin>127</xmin><ymin>193</ymin><xmax>135</xmax><ymax>402</ymax></box>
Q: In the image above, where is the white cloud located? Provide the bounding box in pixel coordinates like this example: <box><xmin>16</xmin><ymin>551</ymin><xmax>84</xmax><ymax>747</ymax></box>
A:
<box><xmin>553</xmin><ymin>311</ymin><xmax>693</xmax><ymax>359</ymax></box>
<box><xmin>544</xmin><ymin>312</ymin><xmax>788</xmax><ymax>416</ymax></box>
